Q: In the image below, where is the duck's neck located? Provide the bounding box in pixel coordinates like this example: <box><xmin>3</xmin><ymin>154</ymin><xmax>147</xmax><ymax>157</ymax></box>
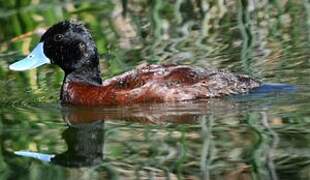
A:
<box><xmin>64</xmin><ymin>65</ymin><xmax>102</xmax><ymax>85</ymax></box>
<box><xmin>60</xmin><ymin>65</ymin><xmax>103</xmax><ymax>103</ymax></box>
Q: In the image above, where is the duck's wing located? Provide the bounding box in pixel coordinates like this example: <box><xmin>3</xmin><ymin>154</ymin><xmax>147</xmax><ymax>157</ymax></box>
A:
<box><xmin>110</xmin><ymin>64</ymin><xmax>261</xmax><ymax>102</ymax></box>
<box><xmin>192</xmin><ymin>71</ymin><xmax>261</xmax><ymax>97</ymax></box>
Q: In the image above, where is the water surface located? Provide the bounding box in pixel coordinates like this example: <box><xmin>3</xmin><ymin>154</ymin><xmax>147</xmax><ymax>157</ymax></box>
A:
<box><xmin>0</xmin><ymin>0</ymin><xmax>310</xmax><ymax>179</ymax></box>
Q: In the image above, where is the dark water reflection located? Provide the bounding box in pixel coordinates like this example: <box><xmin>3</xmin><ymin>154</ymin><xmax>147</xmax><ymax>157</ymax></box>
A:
<box><xmin>0</xmin><ymin>0</ymin><xmax>310</xmax><ymax>179</ymax></box>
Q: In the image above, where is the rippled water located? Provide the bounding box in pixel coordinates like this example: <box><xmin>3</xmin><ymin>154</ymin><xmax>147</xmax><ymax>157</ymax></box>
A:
<box><xmin>0</xmin><ymin>0</ymin><xmax>310</xmax><ymax>179</ymax></box>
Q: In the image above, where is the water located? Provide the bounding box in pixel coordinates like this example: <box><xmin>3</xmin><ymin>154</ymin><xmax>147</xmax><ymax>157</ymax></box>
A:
<box><xmin>0</xmin><ymin>0</ymin><xmax>310</xmax><ymax>179</ymax></box>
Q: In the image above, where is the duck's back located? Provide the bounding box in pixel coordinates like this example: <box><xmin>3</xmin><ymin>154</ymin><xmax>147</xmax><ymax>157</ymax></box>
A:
<box><xmin>62</xmin><ymin>64</ymin><xmax>261</xmax><ymax>106</ymax></box>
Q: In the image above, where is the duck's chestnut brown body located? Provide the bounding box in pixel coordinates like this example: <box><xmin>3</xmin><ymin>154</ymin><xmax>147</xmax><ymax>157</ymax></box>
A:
<box><xmin>61</xmin><ymin>64</ymin><xmax>260</xmax><ymax>106</ymax></box>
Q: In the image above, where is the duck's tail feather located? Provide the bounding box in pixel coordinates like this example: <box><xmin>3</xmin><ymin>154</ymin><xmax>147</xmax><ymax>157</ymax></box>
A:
<box><xmin>251</xmin><ymin>83</ymin><xmax>297</xmax><ymax>94</ymax></box>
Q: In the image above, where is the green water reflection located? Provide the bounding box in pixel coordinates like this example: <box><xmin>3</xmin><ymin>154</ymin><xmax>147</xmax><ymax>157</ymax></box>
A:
<box><xmin>0</xmin><ymin>0</ymin><xmax>310</xmax><ymax>179</ymax></box>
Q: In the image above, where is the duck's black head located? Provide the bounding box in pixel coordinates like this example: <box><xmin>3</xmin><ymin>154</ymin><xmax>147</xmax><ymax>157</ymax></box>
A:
<box><xmin>41</xmin><ymin>21</ymin><xmax>99</xmax><ymax>73</ymax></box>
<box><xmin>10</xmin><ymin>21</ymin><xmax>102</xmax><ymax>84</ymax></box>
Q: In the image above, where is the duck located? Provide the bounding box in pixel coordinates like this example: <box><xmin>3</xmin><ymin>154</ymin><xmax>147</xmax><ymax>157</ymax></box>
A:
<box><xmin>9</xmin><ymin>21</ymin><xmax>261</xmax><ymax>106</ymax></box>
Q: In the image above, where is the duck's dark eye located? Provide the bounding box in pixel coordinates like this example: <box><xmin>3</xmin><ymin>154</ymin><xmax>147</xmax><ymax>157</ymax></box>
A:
<box><xmin>54</xmin><ymin>34</ymin><xmax>64</xmax><ymax>41</ymax></box>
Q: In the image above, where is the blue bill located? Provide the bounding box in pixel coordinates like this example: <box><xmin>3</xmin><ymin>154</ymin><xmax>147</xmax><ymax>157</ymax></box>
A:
<box><xmin>9</xmin><ymin>42</ymin><xmax>50</xmax><ymax>71</ymax></box>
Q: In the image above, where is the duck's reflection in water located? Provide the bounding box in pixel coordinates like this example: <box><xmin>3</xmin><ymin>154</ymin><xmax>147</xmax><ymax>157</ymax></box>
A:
<box><xmin>52</xmin><ymin>121</ymin><xmax>104</xmax><ymax>167</ymax></box>
<box><xmin>60</xmin><ymin>97</ymin><xmax>244</xmax><ymax>125</ymax></box>
<box><xmin>15</xmin><ymin>121</ymin><xmax>104</xmax><ymax>167</ymax></box>
<box><xmin>13</xmin><ymin>98</ymin><xmax>257</xmax><ymax>168</ymax></box>
<box><xmin>14</xmin><ymin>101</ymin><xmax>213</xmax><ymax>167</ymax></box>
